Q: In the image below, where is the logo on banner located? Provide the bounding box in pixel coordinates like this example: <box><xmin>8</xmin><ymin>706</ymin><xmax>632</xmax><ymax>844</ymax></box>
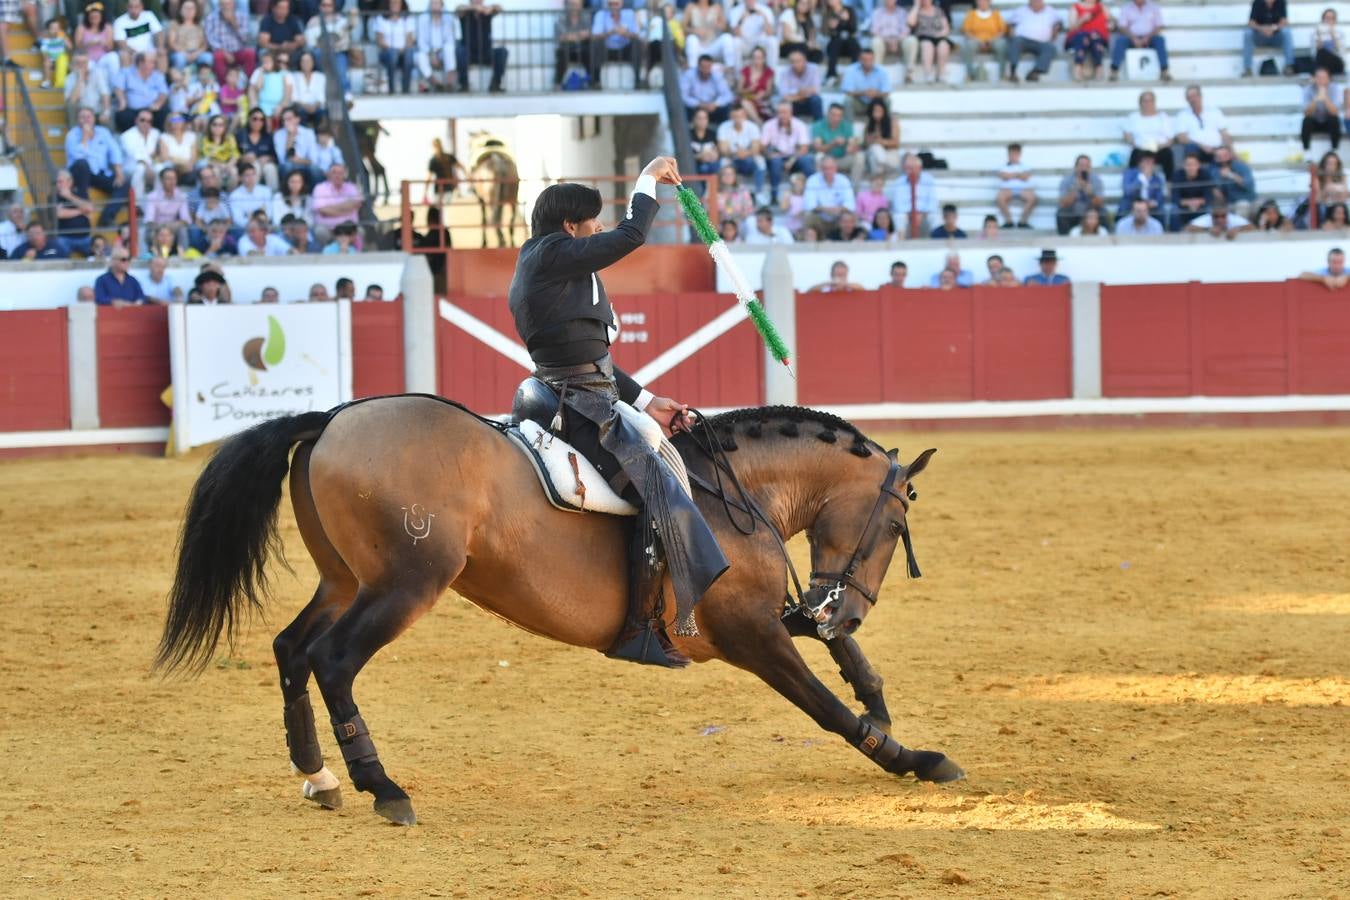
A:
<box><xmin>242</xmin><ymin>315</ymin><xmax>287</xmax><ymax>372</ymax></box>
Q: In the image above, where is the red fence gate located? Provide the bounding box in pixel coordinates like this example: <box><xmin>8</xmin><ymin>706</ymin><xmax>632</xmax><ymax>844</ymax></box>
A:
<box><xmin>0</xmin><ymin>309</ymin><xmax>70</xmax><ymax>431</ymax></box>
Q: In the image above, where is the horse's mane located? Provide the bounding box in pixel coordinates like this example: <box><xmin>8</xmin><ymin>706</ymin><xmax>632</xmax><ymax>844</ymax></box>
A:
<box><xmin>702</xmin><ymin>406</ymin><xmax>879</xmax><ymax>458</ymax></box>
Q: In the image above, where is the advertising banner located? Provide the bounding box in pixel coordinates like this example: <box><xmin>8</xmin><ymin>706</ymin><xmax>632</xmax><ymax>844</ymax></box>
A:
<box><xmin>168</xmin><ymin>302</ymin><xmax>352</xmax><ymax>452</ymax></box>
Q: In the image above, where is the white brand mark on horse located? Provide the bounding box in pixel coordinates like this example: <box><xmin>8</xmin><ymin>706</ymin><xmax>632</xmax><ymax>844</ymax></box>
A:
<box><xmin>401</xmin><ymin>504</ymin><xmax>435</xmax><ymax>545</ymax></box>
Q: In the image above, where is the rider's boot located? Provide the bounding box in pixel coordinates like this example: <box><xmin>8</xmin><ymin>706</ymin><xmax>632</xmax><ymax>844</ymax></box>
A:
<box><xmin>605</xmin><ymin>519</ymin><xmax>690</xmax><ymax>668</ymax></box>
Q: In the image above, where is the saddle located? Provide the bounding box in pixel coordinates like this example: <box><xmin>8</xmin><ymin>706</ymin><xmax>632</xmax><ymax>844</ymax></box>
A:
<box><xmin>505</xmin><ymin>377</ymin><xmax>691</xmax><ymax>515</ymax></box>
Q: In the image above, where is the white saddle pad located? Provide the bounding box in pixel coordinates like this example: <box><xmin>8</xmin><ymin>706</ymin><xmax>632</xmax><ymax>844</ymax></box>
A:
<box><xmin>508</xmin><ymin>401</ymin><xmax>692</xmax><ymax>516</ymax></box>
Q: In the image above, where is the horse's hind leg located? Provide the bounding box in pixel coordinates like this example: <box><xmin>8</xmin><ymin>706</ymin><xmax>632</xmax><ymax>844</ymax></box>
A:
<box><xmin>306</xmin><ymin>570</ymin><xmax>455</xmax><ymax>825</ymax></box>
<box><xmin>827</xmin><ymin>636</ymin><xmax>892</xmax><ymax>735</ymax></box>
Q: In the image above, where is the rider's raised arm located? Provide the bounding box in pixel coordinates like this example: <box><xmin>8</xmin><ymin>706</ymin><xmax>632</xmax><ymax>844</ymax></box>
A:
<box><xmin>539</xmin><ymin>175</ymin><xmax>660</xmax><ymax>279</ymax></box>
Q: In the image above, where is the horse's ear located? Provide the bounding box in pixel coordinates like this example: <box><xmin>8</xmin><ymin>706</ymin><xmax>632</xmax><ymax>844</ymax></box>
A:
<box><xmin>886</xmin><ymin>447</ymin><xmax>899</xmax><ymax>461</ymax></box>
<box><xmin>904</xmin><ymin>448</ymin><xmax>937</xmax><ymax>481</ymax></box>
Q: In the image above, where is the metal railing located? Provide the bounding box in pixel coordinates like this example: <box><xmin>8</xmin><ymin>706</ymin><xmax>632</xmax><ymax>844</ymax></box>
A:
<box><xmin>2</xmin><ymin>66</ymin><xmax>59</xmax><ymax>228</ymax></box>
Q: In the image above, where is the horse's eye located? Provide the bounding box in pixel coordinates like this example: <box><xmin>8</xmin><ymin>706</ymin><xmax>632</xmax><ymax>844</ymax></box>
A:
<box><xmin>889</xmin><ymin>520</ymin><xmax>902</xmax><ymax>537</ymax></box>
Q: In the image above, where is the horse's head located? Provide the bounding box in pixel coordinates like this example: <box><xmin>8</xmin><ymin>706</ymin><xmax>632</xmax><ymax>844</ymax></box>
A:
<box><xmin>804</xmin><ymin>446</ymin><xmax>937</xmax><ymax>640</ymax></box>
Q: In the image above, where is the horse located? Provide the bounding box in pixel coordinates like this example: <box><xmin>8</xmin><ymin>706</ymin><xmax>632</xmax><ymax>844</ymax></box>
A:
<box><xmin>353</xmin><ymin>121</ymin><xmax>390</xmax><ymax>205</ymax></box>
<box><xmin>155</xmin><ymin>397</ymin><xmax>963</xmax><ymax>826</ymax></box>
<box><xmin>469</xmin><ymin>142</ymin><xmax>520</xmax><ymax>248</ymax></box>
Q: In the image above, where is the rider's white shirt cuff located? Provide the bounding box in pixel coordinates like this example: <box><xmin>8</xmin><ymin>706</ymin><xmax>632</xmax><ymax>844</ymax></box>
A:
<box><xmin>634</xmin><ymin>389</ymin><xmax>654</xmax><ymax>411</ymax></box>
<box><xmin>633</xmin><ymin>174</ymin><xmax>657</xmax><ymax>200</ymax></box>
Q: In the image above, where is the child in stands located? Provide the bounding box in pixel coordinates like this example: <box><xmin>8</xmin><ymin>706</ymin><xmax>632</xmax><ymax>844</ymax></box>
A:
<box><xmin>40</xmin><ymin>17</ymin><xmax>73</xmax><ymax>89</ymax></box>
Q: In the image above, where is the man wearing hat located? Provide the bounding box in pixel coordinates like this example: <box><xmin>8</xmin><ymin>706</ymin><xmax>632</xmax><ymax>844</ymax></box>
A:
<box><xmin>1024</xmin><ymin>249</ymin><xmax>1071</xmax><ymax>286</ymax></box>
<box><xmin>191</xmin><ymin>267</ymin><xmax>230</xmax><ymax>304</ymax></box>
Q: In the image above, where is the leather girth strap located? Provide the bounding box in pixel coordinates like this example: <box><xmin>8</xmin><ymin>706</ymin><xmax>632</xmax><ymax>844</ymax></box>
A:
<box><xmin>332</xmin><ymin>714</ymin><xmax>379</xmax><ymax>765</ymax></box>
<box><xmin>284</xmin><ymin>693</ymin><xmax>323</xmax><ymax>775</ymax></box>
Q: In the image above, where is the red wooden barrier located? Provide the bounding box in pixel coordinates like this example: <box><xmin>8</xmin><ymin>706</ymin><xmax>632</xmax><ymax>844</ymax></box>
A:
<box><xmin>1101</xmin><ymin>280</ymin><xmax>1350</xmax><ymax>397</ymax></box>
<box><xmin>797</xmin><ymin>286</ymin><xmax>1072</xmax><ymax>405</ymax></box>
<box><xmin>0</xmin><ymin>309</ymin><xmax>70</xmax><ymax>431</ymax></box>
<box><xmin>351</xmin><ymin>299</ymin><xmax>405</xmax><ymax>398</ymax></box>
<box><xmin>97</xmin><ymin>305</ymin><xmax>171</xmax><ymax>427</ymax></box>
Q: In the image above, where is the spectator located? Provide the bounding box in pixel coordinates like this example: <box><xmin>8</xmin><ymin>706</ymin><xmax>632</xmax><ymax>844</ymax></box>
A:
<box><xmin>11</xmin><ymin>221</ymin><xmax>71</xmax><ymax>260</ymax></box>
<box><xmin>66</xmin><ymin>106</ymin><xmax>131</xmax><ymax>227</ymax></box>
<box><xmin>229</xmin><ymin>162</ymin><xmax>275</xmax><ymax>227</ymax></box>
<box><xmin>308</xmin><ymin>283</ymin><xmax>332</xmax><ymax>302</ymax></box>
<box><xmin>870</xmin><ymin>208</ymin><xmax>897</xmax><ymax>241</ymax></box>
<box><xmin>65</xmin><ymin>53</ymin><xmax>112</xmax><ymax>128</ymax></box>
<box><xmin>114</xmin><ymin>50</ymin><xmax>169</xmax><ymax>132</ymax></box>
<box><xmin>996</xmin><ymin>268</ymin><xmax>1021</xmax><ymax>286</ymax></box>
<box><xmin>1006</xmin><ymin>0</ymin><xmax>1062</xmax><ymax>82</ymax></box>
<box><xmin>53</xmin><ymin>169</ymin><xmax>95</xmax><ymax>256</ymax></box>
<box><xmin>1024</xmin><ymin>249</ymin><xmax>1069</xmax><ymax>285</ymax></box>
<box><xmin>168</xmin><ymin>0</ymin><xmax>212</xmax><ymax>73</ymax></box>
<box><xmin>1185</xmin><ymin>205</ymin><xmax>1253</xmax><ymax>238</ymax></box>
<box><xmin>1066</xmin><ymin>0</ymin><xmax>1109</xmax><ymax>82</ymax></box>
<box><xmin>236</xmin><ymin>109</ymin><xmax>282</xmax><ymax>191</ymax></box>
<box><xmin>812</xmin><ymin>103</ymin><xmax>862</xmax><ymax>184</ymax></box>
<box><xmin>77</xmin><ymin>285</ymin><xmax>97</xmax><ymax>302</ymax></box>
<box><xmin>737</xmin><ymin>46</ymin><xmax>775</xmax><ymax>124</ymax></box>
<box><xmin>717</xmin><ymin>105</ymin><xmax>767</xmax><ymax>197</ymax></box>
<box><xmin>961</xmin><ymin>0</ymin><xmax>1008</xmax><ymax>82</ymax></box>
<box><xmin>778</xmin><ymin>0</ymin><xmax>822</xmax><ymax>65</ymax></box>
<box><xmin>141</xmin><ymin>256</ymin><xmax>177</xmax><ymax>303</ymax></box>
<box><xmin>1302</xmin><ymin>68</ymin><xmax>1341</xmax><ymax>151</ymax></box>
<box><xmin>191</xmin><ymin>186</ymin><xmax>232</xmax><ymax>246</ymax></box>
<box><xmin>220</xmin><ymin>62</ymin><xmax>247</xmax><ymax>124</ymax></box>
<box><xmin>802</xmin><ymin>155</ymin><xmax>856</xmax><ymax>234</ymax></box>
<box><xmin>821</xmin><ymin>0</ymin><xmax>860</xmax><ymax>84</ymax></box>
<box><xmin>719</xmin><ymin>219</ymin><xmax>741</xmax><ymax>242</ymax></box>
<box><xmin>713</xmin><ymin>163</ymin><xmax>755</xmax><ymax>225</ymax></box>
<box><xmin>809</xmin><ymin>260</ymin><xmax>865</xmax><ymax>292</ymax></box>
<box><xmin>1174</xmin><ymin>85</ymin><xmax>1232</xmax><ymax>164</ymax></box>
<box><xmin>680</xmin><ymin>54</ymin><xmax>734</xmax><ymax>124</ymax></box>
<box><xmin>996</xmin><ymin>142</ymin><xmax>1037</xmax><ymax>229</ymax></box>
<box><xmin>885</xmin><ymin>260</ymin><xmax>908</xmax><ymax>288</ymax></box>
<box><xmin>859</xmin><ymin>98</ymin><xmax>901</xmax><ymax>181</ymax></box>
<box><xmin>1171</xmin><ymin>152</ymin><xmax>1213</xmax><ymax>230</ymax></box>
<box><xmin>1322</xmin><ymin>202</ymin><xmax>1348</xmax><ymax>229</ymax></box>
<box><xmin>1109</xmin><ymin>0</ymin><xmax>1170</xmax><ymax>82</ymax></box>
<box><xmin>238</xmin><ymin>215</ymin><xmax>293</xmax><ymax>256</ymax></box>
<box><xmin>980</xmin><ymin>214</ymin><xmax>1000</xmax><ymax>238</ymax></box>
<box><xmin>113</xmin><ymin>0</ymin><xmax>163</xmax><ymax>59</ymax></box>
<box><xmin>273</xmin><ymin>169</ymin><xmax>314</xmax><ymax>225</ymax></box>
<box><xmin>192</xmin><ymin>268</ymin><xmax>230</xmax><ymax>304</ymax></box>
<box><xmin>930</xmin><ymin>203</ymin><xmax>966</xmax><ymax>238</ymax></box>
<box><xmin>290</xmin><ymin>51</ymin><xmax>326</xmax><ymax>125</ymax></box>
<box><xmin>255</xmin><ymin>285</ymin><xmax>280</xmax><ymax>303</ymax></box>
<box><xmin>872</xmin><ymin>0</ymin><xmax>917</xmax><ymax>74</ymax></box>
<box><xmin>199</xmin><ymin>219</ymin><xmax>238</xmax><ymax>257</ymax></box>
<box><xmin>313</xmin><ymin>125</ymin><xmax>344</xmax><ymax>172</ymax></box>
<box><xmin>855</xmin><ymin>175</ymin><xmax>889</xmax><ymax>226</ymax></box>
<box><xmin>456</xmin><ymin>0</ymin><xmax>508</xmax><ymax>93</ymax></box>
<box><xmin>761</xmin><ymin>101</ymin><xmax>815</xmax><ymax>201</ymax></box>
<box><xmin>779</xmin><ymin>49</ymin><xmax>824</xmax><ymax>122</ymax></box>
<box><xmin>841</xmin><ymin>48</ymin><xmax>889</xmax><ymax>118</ymax></box>
<box><xmin>364</xmin><ymin>284</ymin><xmax>386</xmax><ymax>301</ymax></box>
<box><xmin>892</xmin><ymin>152</ymin><xmax>937</xmax><ymax>237</ymax></box>
<box><xmin>827</xmin><ymin>209</ymin><xmax>868</xmax><ymax>241</ymax></box>
<box><xmin>94</xmin><ymin>249</ymin><xmax>145</xmax><ymax>303</ymax></box>
<box><xmin>907</xmin><ymin>0</ymin><xmax>953</xmax><ymax>84</ymax></box>
<box><xmin>199</xmin><ymin>114</ymin><xmax>241</xmax><ymax>190</ymax></box>
<box><xmin>282</xmin><ymin>214</ymin><xmax>322</xmax><ymax>252</ymax></box>
<box><xmin>142</xmin><ymin>166</ymin><xmax>192</xmax><ymax>246</ymax></box>
<box><xmin>0</xmin><ymin>204</ymin><xmax>24</xmax><ymax>257</ymax></box>
<box><xmin>780</xmin><ymin>171</ymin><xmax>809</xmax><ymax>234</ymax></box>
<box><xmin>335</xmin><ymin>277</ymin><xmax>356</xmax><ymax>299</ymax></box>
<box><xmin>374</xmin><ymin>0</ymin><xmax>417</xmax><ymax>95</ymax></box>
<box><xmin>1069</xmin><ymin>207</ymin><xmax>1109</xmax><ymax>235</ymax></box>
<box><xmin>206</xmin><ymin>0</ymin><xmax>257</xmax><ymax>85</ymax></box>
<box><xmin>928</xmin><ymin>251</ymin><xmax>974</xmax><ymax>287</ymax></box>
<box><xmin>307</xmin><ymin>0</ymin><xmax>355</xmax><ymax>91</ymax></box>
<box><xmin>1243</xmin><ymin>0</ymin><xmax>1294</xmax><ymax>77</ymax></box>
<box><xmin>323</xmin><ymin>221</ymin><xmax>360</xmax><ymax>254</ymax></box>
<box><xmin>75</xmin><ymin>3</ymin><xmax>118</xmax><ymax>85</ymax></box>
<box><xmin>157</xmin><ymin>113</ymin><xmax>198</xmax><ymax>186</ymax></box>
<box><xmin>689</xmin><ymin>108</ymin><xmax>722</xmax><ymax>180</ymax></box>
<box><xmin>802</xmin><ymin>225</ymin><xmax>823</xmax><ymax>242</ymax></box>
<box><xmin>731</xmin><ymin>0</ymin><xmax>778</xmax><ymax>73</ymax></box>
<box><xmin>1056</xmin><ymin>153</ymin><xmax>1106</xmax><ymax>234</ymax></box>
<box><xmin>273</xmin><ymin>106</ymin><xmax>320</xmax><ymax>185</ymax></box>
<box><xmin>1115</xmin><ymin>197</ymin><xmax>1165</xmax><ymax>234</ymax></box>
<box><xmin>259</xmin><ymin>0</ymin><xmax>306</xmax><ymax>56</ymax></box>
<box><xmin>1212</xmin><ymin>145</ymin><xmax>1256</xmax><ymax>216</ymax></box>
<box><xmin>684</xmin><ymin>0</ymin><xmax>737</xmax><ymax>69</ymax></box>
<box><xmin>984</xmin><ymin>254</ymin><xmax>1005</xmax><ymax>283</ymax></box>
<box><xmin>249</xmin><ymin>51</ymin><xmax>293</xmax><ymax>121</ymax></box>
<box><xmin>1118</xmin><ymin>150</ymin><xmax>1168</xmax><ymax>222</ymax></box>
<box><xmin>1319</xmin><ymin>151</ymin><xmax>1349</xmax><ymax>206</ymax></box>
<box><xmin>554</xmin><ymin>0</ymin><xmax>593</xmax><ymax>88</ymax></box>
<box><xmin>1312</xmin><ymin>9</ymin><xmax>1345</xmax><ymax>77</ymax></box>
<box><xmin>1122</xmin><ymin>89</ymin><xmax>1176</xmax><ymax>176</ymax></box>
<box><xmin>311</xmin><ymin>162</ymin><xmax>363</xmax><ymax>238</ymax></box>
<box><xmin>187</xmin><ymin>62</ymin><xmax>220</xmax><ymax>124</ymax></box>
<box><xmin>143</xmin><ymin>223</ymin><xmax>182</xmax><ymax>258</ymax></box>
<box><xmin>1253</xmin><ymin>198</ymin><xmax>1293</xmax><ymax>232</ymax></box>
<box><xmin>187</xmin><ymin>164</ymin><xmax>225</xmax><ymax>217</ymax></box>
<box><xmin>1299</xmin><ymin>247</ymin><xmax>1348</xmax><ymax>288</ymax></box>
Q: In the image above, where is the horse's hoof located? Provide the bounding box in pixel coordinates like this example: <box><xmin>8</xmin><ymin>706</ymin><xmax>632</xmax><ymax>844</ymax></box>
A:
<box><xmin>861</xmin><ymin>713</ymin><xmax>892</xmax><ymax>736</ymax></box>
<box><xmin>373</xmin><ymin>797</ymin><xmax>417</xmax><ymax>826</ymax></box>
<box><xmin>303</xmin><ymin>782</ymin><xmax>344</xmax><ymax>810</ymax></box>
<box><xmin>912</xmin><ymin>751</ymin><xmax>966</xmax><ymax>783</ymax></box>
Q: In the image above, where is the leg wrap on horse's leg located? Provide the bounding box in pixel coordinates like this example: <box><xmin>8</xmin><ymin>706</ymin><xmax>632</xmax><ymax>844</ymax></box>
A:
<box><xmin>284</xmin><ymin>692</ymin><xmax>324</xmax><ymax>775</ymax></box>
<box><xmin>332</xmin><ymin>714</ymin><xmax>380</xmax><ymax>767</ymax></box>
<box><xmin>829</xmin><ymin>637</ymin><xmax>885</xmax><ymax>701</ymax></box>
<box><xmin>851</xmin><ymin>719</ymin><xmax>913</xmax><ymax>775</ymax></box>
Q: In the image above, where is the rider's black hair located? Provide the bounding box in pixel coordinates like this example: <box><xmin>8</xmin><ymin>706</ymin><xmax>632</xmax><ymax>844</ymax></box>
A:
<box><xmin>531</xmin><ymin>182</ymin><xmax>603</xmax><ymax>237</ymax></box>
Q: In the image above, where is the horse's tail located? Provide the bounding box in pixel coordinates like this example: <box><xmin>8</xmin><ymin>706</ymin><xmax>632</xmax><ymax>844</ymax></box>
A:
<box><xmin>154</xmin><ymin>411</ymin><xmax>333</xmax><ymax>675</ymax></box>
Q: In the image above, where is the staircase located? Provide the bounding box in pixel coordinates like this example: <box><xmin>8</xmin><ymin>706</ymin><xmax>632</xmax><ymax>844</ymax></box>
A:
<box><xmin>3</xmin><ymin>27</ymin><xmax>64</xmax><ymax>215</ymax></box>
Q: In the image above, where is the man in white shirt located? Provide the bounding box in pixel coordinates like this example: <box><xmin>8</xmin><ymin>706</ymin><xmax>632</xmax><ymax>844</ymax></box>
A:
<box><xmin>995</xmin><ymin>142</ymin><xmax>1037</xmax><ymax>229</ymax></box>
<box><xmin>716</xmin><ymin>105</ymin><xmax>766</xmax><ymax>195</ymax></box>
<box><xmin>372</xmin><ymin>5</ymin><xmax>417</xmax><ymax>94</ymax></box>
<box><xmin>237</xmin><ymin>217</ymin><xmax>295</xmax><ymax>256</ymax></box>
<box><xmin>1173</xmin><ymin>84</ymin><xmax>1232</xmax><ymax>163</ymax></box>
<box><xmin>141</xmin><ymin>256</ymin><xmax>178</xmax><ymax>303</ymax></box>
<box><xmin>0</xmin><ymin>203</ymin><xmax>26</xmax><ymax>257</ymax></box>
<box><xmin>743</xmin><ymin>206</ymin><xmax>796</xmax><ymax>244</ymax></box>
<box><xmin>891</xmin><ymin>152</ymin><xmax>937</xmax><ymax>237</ymax></box>
<box><xmin>273</xmin><ymin>106</ymin><xmax>320</xmax><ymax>185</ymax></box>
<box><xmin>416</xmin><ymin>0</ymin><xmax>459</xmax><ymax>90</ymax></box>
<box><xmin>228</xmin><ymin>164</ymin><xmax>275</xmax><ymax>228</ymax></box>
<box><xmin>729</xmin><ymin>0</ymin><xmax>778</xmax><ymax>70</ymax></box>
<box><xmin>113</xmin><ymin>0</ymin><xmax>164</xmax><ymax>57</ymax></box>
<box><xmin>119</xmin><ymin>111</ymin><xmax>162</xmax><ymax>194</ymax></box>
<box><xmin>1115</xmin><ymin>197</ymin><xmax>1165</xmax><ymax>235</ymax></box>
<box><xmin>1122</xmin><ymin>89</ymin><xmax>1176</xmax><ymax>176</ymax></box>
<box><xmin>1006</xmin><ymin>0</ymin><xmax>1062</xmax><ymax>82</ymax></box>
<box><xmin>802</xmin><ymin>155</ymin><xmax>855</xmax><ymax>234</ymax></box>
<box><xmin>1184</xmin><ymin>205</ymin><xmax>1253</xmax><ymax>239</ymax></box>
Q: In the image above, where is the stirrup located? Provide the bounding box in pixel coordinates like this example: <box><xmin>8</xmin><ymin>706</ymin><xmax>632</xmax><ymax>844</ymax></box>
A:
<box><xmin>605</xmin><ymin>620</ymin><xmax>690</xmax><ymax>669</ymax></box>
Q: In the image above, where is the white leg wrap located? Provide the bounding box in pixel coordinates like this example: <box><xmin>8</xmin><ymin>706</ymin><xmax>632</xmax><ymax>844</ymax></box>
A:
<box><xmin>302</xmin><ymin>766</ymin><xmax>340</xmax><ymax>794</ymax></box>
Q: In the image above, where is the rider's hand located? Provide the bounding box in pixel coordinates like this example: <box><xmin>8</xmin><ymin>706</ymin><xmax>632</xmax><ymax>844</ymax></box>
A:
<box><xmin>642</xmin><ymin>156</ymin><xmax>683</xmax><ymax>186</ymax></box>
<box><xmin>644</xmin><ymin>396</ymin><xmax>694</xmax><ymax>437</ymax></box>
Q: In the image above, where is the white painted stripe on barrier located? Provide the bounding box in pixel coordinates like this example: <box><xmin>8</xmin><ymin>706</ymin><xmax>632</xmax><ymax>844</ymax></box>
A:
<box><xmin>630</xmin><ymin>301</ymin><xmax>748</xmax><ymax>387</ymax></box>
<box><xmin>819</xmin><ymin>395</ymin><xmax>1350</xmax><ymax>422</ymax></box>
<box><xmin>437</xmin><ymin>299</ymin><xmax>533</xmax><ymax>370</ymax></box>
<box><xmin>0</xmin><ymin>427</ymin><xmax>171</xmax><ymax>450</ymax></box>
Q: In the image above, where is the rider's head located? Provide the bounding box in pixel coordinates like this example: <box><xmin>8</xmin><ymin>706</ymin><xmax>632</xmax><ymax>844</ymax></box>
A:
<box><xmin>532</xmin><ymin>182</ymin><xmax>605</xmax><ymax>239</ymax></box>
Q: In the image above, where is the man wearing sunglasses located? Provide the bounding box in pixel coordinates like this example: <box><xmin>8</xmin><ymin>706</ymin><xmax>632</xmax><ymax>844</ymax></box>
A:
<box><xmin>93</xmin><ymin>251</ymin><xmax>147</xmax><ymax>306</ymax></box>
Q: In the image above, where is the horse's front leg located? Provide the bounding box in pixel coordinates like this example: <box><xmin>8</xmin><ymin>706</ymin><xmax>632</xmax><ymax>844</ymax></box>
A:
<box><xmin>827</xmin><ymin>635</ymin><xmax>892</xmax><ymax>735</ymax></box>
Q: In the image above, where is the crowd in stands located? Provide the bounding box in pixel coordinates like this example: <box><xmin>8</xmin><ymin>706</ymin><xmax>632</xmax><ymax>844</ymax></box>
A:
<box><xmin>76</xmin><ymin>252</ymin><xmax>386</xmax><ymax>305</ymax></box>
<box><xmin>798</xmin><ymin>246</ymin><xmax>1070</xmax><ymax>290</ymax></box>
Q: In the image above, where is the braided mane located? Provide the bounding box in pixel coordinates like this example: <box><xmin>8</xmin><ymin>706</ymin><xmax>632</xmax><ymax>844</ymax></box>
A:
<box><xmin>702</xmin><ymin>406</ymin><xmax>879</xmax><ymax>458</ymax></box>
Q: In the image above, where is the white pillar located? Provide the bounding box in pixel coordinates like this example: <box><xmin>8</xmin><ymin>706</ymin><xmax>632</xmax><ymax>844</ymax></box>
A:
<box><xmin>400</xmin><ymin>255</ymin><xmax>437</xmax><ymax>394</ymax></box>
<box><xmin>1071</xmin><ymin>280</ymin><xmax>1102</xmax><ymax>399</ymax></box>
<box><xmin>67</xmin><ymin>303</ymin><xmax>100</xmax><ymax>430</ymax></box>
<box><xmin>761</xmin><ymin>245</ymin><xmax>797</xmax><ymax>406</ymax></box>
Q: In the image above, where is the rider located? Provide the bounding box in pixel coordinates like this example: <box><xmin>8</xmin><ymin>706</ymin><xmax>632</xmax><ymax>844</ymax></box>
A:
<box><xmin>508</xmin><ymin>157</ymin><xmax>729</xmax><ymax>667</ymax></box>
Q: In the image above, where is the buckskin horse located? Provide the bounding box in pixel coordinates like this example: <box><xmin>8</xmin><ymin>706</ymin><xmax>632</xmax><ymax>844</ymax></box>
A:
<box><xmin>155</xmin><ymin>398</ymin><xmax>963</xmax><ymax>825</ymax></box>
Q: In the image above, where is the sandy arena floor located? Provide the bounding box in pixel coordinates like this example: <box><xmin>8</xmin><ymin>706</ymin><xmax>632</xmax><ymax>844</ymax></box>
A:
<box><xmin>1</xmin><ymin>426</ymin><xmax>1347</xmax><ymax>898</ymax></box>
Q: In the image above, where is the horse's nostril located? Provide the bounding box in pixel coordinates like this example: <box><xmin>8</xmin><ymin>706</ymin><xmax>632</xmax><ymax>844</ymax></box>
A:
<box><xmin>844</xmin><ymin>618</ymin><xmax>862</xmax><ymax>634</ymax></box>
